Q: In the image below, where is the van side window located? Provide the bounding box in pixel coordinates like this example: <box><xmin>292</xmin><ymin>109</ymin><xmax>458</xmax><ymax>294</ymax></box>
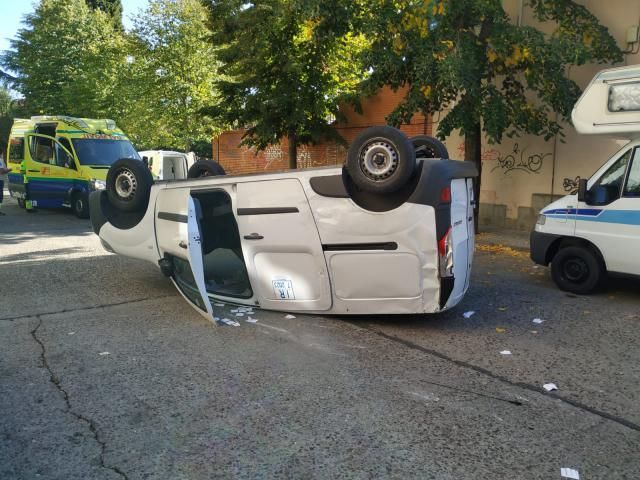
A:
<box><xmin>8</xmin><ymin>137</ymin><xmax>24</xmax><ymax>162</ymax></box>
<box><xmin>56</xmin><ymin>137</ymin><xmax>75</xmax><ymax>169</ymax></box>
<box><xmin>590</xmin><ymin>149</ymin><xmax>631</xmax><ymax>204</ymax></box>
<box><xmin>623</xmin><ymin>149</ymin><xmax>640</xmax><ymax>197</ymax></box>
<box><xmin>30</xmin><ymin>137</ymin><xmax>55</xmax><ymax>165</ymax></box>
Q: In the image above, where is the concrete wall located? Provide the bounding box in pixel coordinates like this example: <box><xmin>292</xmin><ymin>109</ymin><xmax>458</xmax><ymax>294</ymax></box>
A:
<box><xmin>443</xmin><ymin>0</ymin><xmax>640</xmax><ymax>231</ymax></box>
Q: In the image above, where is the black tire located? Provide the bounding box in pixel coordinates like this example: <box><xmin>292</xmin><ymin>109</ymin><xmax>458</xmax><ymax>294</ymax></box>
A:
<box><xmin>106</xmin><ymin>158</ymin><xmax>154</xmax><ymax>213</ymax></box>
<box><xmin>187</xmin><ymin>160</ymin><xmax>226</xmax><ymax>179</ymax></box>
<box><xmin>346</xmin><ymin>126</ymin><xmax>415</xmax><ymax>194</ymax></box>
<box><xmin>410</xmin><ymin>135</ymin><xmax>449</xmax><ymax>159</ymax></box>
<box><xmin>72</xmin><ymin>192</ymin><xmax>89</xmax><ymax>219</ymax></box>
<box><xmin>551</xmin><ymin>245</ymin><xmax>605</xmax><ymax>294</ymax></box>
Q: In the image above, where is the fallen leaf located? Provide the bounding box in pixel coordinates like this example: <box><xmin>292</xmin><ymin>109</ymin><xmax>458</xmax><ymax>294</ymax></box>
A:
<box><xmin>495</xmin><ymin>327</ymin><xmax>506</xmax><ymax>333</ymax></box>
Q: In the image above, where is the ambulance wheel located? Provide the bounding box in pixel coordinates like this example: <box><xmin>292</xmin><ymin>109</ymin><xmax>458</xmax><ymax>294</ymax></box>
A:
<box><xmin>551</xmin><ymin>246</ymin><xmax>604</xmax><ymax>294</ymax></box>
<box><xmin>72</xmin><ymin>192</ymin><xmax>89</xmax><ymax>219</ymax></box>
<box><xmin>410</xmin><ymin>135</ymin><xmax>449</xmax><ymax>159</ymax></box>
<box><xmin>346</xmin><ymin>126</ymin><xmax>415</xmax><ymax>194</ymax></box>
<box><xmin>106</xmin><ymin>158</ymin><xmax>153</xmax><ymax>213</ymax></box>
<box><xmin>187</xmin><ymin>160</ymin><xmax>226</xmax><ymax>178</ymax></box>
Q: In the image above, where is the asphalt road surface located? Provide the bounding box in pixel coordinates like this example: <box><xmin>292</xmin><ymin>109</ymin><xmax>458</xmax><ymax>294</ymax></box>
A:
<box><xmin>1</xmin><ymin>197</ymin><xmax>639</xmax><ymax>480</ymax></box>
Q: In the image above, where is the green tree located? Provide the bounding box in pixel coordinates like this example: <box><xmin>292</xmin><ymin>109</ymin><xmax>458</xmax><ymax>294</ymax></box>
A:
<box><xmin>117</xmin><ymin>0</ymin><xmax>222</xmax><ymax>151</ymax></box>
<box><xmin>360</xmin><ymin>0</ymin><xmax>623</xmax><ymax>226</ymax></box>
<box><xmin>86</xmin><ymin>0</ymin><xmax>123</xmax><ymax>30</ymax></box>
<box><xmin>203</xmin><ymin>0</ymin><xmax>367</xmax><ymax>168</ymax></box>
<box><xmin>0</xmin><ymin>87</ymin><xmax>14</xmax><ymax>158</ymax></box>
<box><xmin>2</xmin><ymin>0</ymin><xmax>126</xmax><ymax>118</ymax></box>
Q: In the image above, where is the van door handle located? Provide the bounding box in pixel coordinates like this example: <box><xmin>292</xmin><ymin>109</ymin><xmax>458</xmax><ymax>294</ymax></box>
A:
<box><xmin>178</xmin><ymin>241</ymin><xmax>187</xmax><ymax>249</ymax></box>
<box><xmin>243</xmin><ymin>233</ymin><xmax>264</xmax><ymax>240</ymax></box>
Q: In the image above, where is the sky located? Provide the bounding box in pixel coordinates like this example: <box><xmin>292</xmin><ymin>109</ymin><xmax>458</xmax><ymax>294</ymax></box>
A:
<box><xmin>0</xmin><ymin>0</ymin><xmax>150</xmax><ymax>52</ymax></box>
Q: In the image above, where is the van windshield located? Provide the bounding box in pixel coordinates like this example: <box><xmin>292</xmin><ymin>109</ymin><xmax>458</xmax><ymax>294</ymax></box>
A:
<box><xmin>71</xmin><ymin>138</ymin><xmax>140</xmax><ymax>166</ymax></box>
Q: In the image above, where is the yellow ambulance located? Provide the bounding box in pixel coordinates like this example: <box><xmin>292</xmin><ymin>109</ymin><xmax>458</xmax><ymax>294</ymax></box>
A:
<box><xmin>7</xmin><ymin>116</ymin><xmax>140</xmax><ymax>218</ymax></box>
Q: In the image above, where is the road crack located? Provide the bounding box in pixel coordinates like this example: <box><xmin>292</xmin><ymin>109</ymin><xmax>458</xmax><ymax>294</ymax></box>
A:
<box><xmin>30</xmin><ymin>316</ymin><xmax>129</xmax><ymax>480</ymax></box>
<box><xmin>348</xmin><ymin>321</ymin><xmax>640</xmax><ymax>433</ymax></box>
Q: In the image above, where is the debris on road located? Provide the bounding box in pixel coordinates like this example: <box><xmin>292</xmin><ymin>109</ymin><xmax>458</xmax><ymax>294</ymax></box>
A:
<box><xmin>500</xmin><ymin>350</ymin><xmax>512</xmax><ymax>355</ymax></box>
<box><xmin>68</xmin><ymin>332</ymin><xmax>75</xmax><ymax>335</ymax></box>
<box><xmin>285</xmin><ymin>314</ymin><xmax>296</xmax><ymax>319</ymax></box>
<box><xmin>463</xmin><ymin>311</ymin><xmax>475</xmax><ymax>318</ymax></box>
<box><xmin>246</xmin><ymin>317</ymin><xmax>258</xmax><ymax>323</ymax></box>
<box><xmin>98</xmin><ymin>352</ymin><xmax>110</xmax><ymax>356</ymax></box>
<box><xmin>219</xmin><ymin>318</ymin><xmax>240</xmax><ymax>327</ymax></box>
<box><xmin>560</xmin><ymin>467</ymin><xmax>580</xmax><ymax>479</ymax></box>
<box><xmin>543</xmin><ymin>383</ymin><xmax>558</xmax><ymax>392</ymax></box>
<box><xmin>532</xmin><ymin>318</ymin><xmax>544</xmax><ymax>324</ymax></box>
<box><xmin>214</xmin><ymin>303</ymin><xmax>225</xmax><ymax>307</ymax></box>
<box><xmin>495</xmin><ymin>327</ymin><xmax>506</xmax><ymax>333</ymax></box>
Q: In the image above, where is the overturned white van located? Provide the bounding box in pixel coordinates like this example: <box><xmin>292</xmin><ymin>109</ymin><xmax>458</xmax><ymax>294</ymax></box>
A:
<box><xmin>90</xmin><ymin>126</ymin><xmax>478</xmax><ymax>323</ymax></box>
<box><xmin>531</xmin><ymin>65</ymin><xmax>640</xmax><ymax>293</ymax></box>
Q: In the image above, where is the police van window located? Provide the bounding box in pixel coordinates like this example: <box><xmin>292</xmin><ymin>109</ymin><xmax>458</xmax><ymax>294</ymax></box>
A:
<box><xmin>8</xmin><ymin>137</ymin><xmax>23</xmax><ymax>162</ymax></box>
<box><xmin>592</xmin><ymin>149</ymin><xmax>631</xmax><ymax>200</ymax></box>
<box><xmin>623</xmin><ymin>149</ymin><xmax>640</xmax><ymax>197</ymax></box>
<box><xmin>55</xmin><ymin>137</ymin><xmax>75</xmax><ymax>169</ymax></box>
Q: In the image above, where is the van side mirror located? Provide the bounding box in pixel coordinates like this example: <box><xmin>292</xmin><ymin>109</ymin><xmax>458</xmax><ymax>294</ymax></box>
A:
<box><xmin>577</xmin><ymin>178</ymin><xmax>588</xmax><ymax>203</ymax></box>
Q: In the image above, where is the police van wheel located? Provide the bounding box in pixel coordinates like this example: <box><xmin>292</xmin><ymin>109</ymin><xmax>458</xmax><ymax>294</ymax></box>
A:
<box><xmin>346</xmin><ymin>126</ymin><xmax>415</xmax><ymax>194</ymax></box>
<box><xmin>410</xmin><ymin>135</ymin><xmax>449</xmax><ymax>159</ymax></box>
<box><xmin>106</xmin><ymin>158</ymin><xmax>154</xmax><ymax>213</ymax></box>
<box><xmin>72</xmin><ymin>193</ymin><xmax>89</xmax><ymax>219</ymax></box>
<box><xmin>551</xmin><ymin>246</ymin><xmax>604</xmax><ymax>294</ymax></box>
<box><xmin>187</xmin><ymin>160</ymin><xmax>226</xmax><ymax>178</ymax></box>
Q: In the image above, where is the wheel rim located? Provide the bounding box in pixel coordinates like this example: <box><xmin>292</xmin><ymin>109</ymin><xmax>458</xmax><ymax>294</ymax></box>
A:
<box><xmin>114</xmin><ymin>169</ymin><xmax>137</xmax><ymax>201</ymax></box>
<box><xmin>562</xmin><ymin>257</ymin><xmax>589</xmax><ymax>283</ymax></box>
<box><xmin>75</xmin><ymin>197</ymin><xmax>83</xmax><ymax>213</ymax></box>
<box><xmin>359</xmin><ymin>138</ymin><xmax>399</xmax><ymax>181</ymax></box>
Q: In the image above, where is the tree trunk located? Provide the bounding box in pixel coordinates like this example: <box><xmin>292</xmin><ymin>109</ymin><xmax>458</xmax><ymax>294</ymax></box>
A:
<box><xmin>464</xmin><ymin>122</ymin><xmax>482</xmax><ymax>233</ymax></box>
<box><xmin>287</xmin><ymin>130</ymin><xmax>297</xmax><ymax>169</ymax></box>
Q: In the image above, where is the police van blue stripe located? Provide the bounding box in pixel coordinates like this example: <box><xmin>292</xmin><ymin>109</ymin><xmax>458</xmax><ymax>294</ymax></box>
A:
<box><xmin>543</xmin><ymin>208</ymin><xmax>640</xmax><ymax>226</ymax></box>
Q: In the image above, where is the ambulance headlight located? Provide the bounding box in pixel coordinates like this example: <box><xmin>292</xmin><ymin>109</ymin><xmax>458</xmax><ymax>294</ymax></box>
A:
<box><xmin>90</xmin><ymin>179</ymin><xmax>106</xmax><ymax>191</ymax></box>
<box><xmin>536</xmin><ymin>214</ymin><xmax>546</xmax><ymax>225</ymax></box>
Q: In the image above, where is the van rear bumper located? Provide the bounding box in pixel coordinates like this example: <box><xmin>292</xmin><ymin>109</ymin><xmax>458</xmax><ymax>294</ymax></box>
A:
<box><xmin>530</xmin><ymin>230</ymin><xmax>562</xmax><ymax>266</ymax></box>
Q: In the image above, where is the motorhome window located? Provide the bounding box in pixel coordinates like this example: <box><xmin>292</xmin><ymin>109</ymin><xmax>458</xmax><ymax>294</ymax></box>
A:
<box><xmin>71</xmin><ymin>138</ymin><xmax>140</xmax><ymax>166</ymax></box>
<box><xmin>29</xmin><ymin>136</ymin><xmax>55</xmax><ymax>165</ymax></box>
<box><xmin>8</xmin><ymin>138</ymin><xmax>23</xmax><ymax>162</ymax></box>
<box><xmin>591</xmin><ymin>149</ymin><xmax>631</xmax><ymax>202</ymax></box>
<box><xmin>608</xmin><ymin>83</ymin><xmax>640</xmax><ymax>112</ymax></box>
<box><xmin>623</xmin><ymin>149</ymin><xmax>640</xmax><ymax>197</ymax></box>
<box><xmin>55</xmin><ymin>138</ymin><xmax>75</xmax><ymax>169</ymax></box>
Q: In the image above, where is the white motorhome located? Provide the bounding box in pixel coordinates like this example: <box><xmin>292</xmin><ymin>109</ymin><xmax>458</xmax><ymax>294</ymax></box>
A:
<box><xmin>531</xmin><ymin>65</ymin><xmax>640</xmax><ymax>293</ymax></box>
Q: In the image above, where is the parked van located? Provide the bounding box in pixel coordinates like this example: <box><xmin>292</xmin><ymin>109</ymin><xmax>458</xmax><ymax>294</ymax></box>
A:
<box><xmin>6</xmin><ymin>116</ymin><xmax>140</xmax><ymax>218</ymax></box>
<box><xmin>531</xmin><ymin>65</ymin><xmax>640</xmax><ymax>293</ymax></box>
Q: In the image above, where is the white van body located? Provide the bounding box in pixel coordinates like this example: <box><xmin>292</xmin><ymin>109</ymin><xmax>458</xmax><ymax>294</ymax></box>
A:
<box><xmin>138</xmin><ymin>150</ymin><xmax>196</xmax><ymax>180</ymax></box>
<box><xmin>90</xmin><ymin>162</ymin><xmax>477</xmax><ymax>320</ymax></box>
<box><xmin>531</xmin><ymin>65</ymin><xmax>640</xmax><ymax>293</ymax></box>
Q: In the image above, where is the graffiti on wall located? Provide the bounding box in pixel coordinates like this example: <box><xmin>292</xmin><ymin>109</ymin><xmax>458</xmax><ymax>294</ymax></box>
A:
<box><xmin>563</xmin><ymin>176</ymin><xmax>581</xmax><ymax>193</ymax></box>
<box><xmin>489</xmin><ymin>143</ymin><xmax>550</xmax><ymax>174</ymax></box>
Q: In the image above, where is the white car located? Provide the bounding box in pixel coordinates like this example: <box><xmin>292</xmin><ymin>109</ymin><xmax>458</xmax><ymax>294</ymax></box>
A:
<box><xmin>531</xmin><ymin>65</ymin><xmax>640</xmax><ymax>293</ymax></box>
<box><xmin>90</xmin><ymin>126</ymin><xmax>478</xmax><ymax>323</ymax></box>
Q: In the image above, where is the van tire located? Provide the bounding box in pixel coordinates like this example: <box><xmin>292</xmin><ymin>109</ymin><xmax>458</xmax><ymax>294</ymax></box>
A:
<box><xmin>106</xmin><ymin>158</ymin><xmax>153</xmax><ymax>213</ymax></box>
<box><xmin>551</xmin><ymin>245</ymin><xmax>605</xmax><ymax>294</ymax></box>
<box><xmin>410</xmin><ymin>135</ymin><xmax>449</xmax><ymax>159</ymax></box>
<box><xmin>72</xmin><ymin>192</ymin><xmax>89</xmax><ymax>219</ymax></box>
<box><xmin>187</xmin><ymin>160</ymin><xmax>226</xmax><ymax>178</ymax></box>
<box><xmin>346</xmin><ymin>126</ymin><xmax>415</xmax><ymax>194</ymax></box>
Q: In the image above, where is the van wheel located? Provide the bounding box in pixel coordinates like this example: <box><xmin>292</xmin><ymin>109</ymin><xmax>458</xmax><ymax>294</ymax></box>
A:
<box><xmin>187</xmin><ymin>160</ymin><xmax>226</xmax><ymax>178</ymax></box>
<box><xmin>106</xmin><ymin>158</ymin><xmax>153</xmax><ymax>213</ymax></box>
<box><xmin>551</xmin><ymin>246</ymin><xmax>605</xmax><ymax>294</ymax></box>
<box><xmin>346</xmin><ymin>126</ymin><xmax>415</xmax><ymax>194</ymax></box>
<box><xmin>72</xmin><ymin>192</ymin><xmax>89</xmax><ymax>219</ymax></box>
<box><xmin>410</xmin><ymin>135</ymin><xmax>449</xmax><ymax>159</ymax></box>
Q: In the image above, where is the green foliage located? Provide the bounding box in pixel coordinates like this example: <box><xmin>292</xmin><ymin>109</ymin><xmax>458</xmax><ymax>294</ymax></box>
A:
<box><xmin>203</xmin><ymin>0</ymin><xmax>367</xmax><ymax>167</ymax></box>
<box><xmin>86</xmin><ymin>0</ymin><xmax>123</xmax><ymax>30</ymax></box>
<box><xmin>0</xmin><ymin>87</ymin><xmax>16</xmax><ymax>158</ymax></box>
<box><xmin>2</xmin><ymin>0</ymin><xmax>126</xmax><ymax>118</ymax></box>
<box><xmin>361</xmin><ymin>0</ymin><xmax>624</xmax><ymax>150</ymax></box>
<box><xmin>117</xmin><ymin>0</ymin><xmax>223</xmax><ymax>151</ymax></box>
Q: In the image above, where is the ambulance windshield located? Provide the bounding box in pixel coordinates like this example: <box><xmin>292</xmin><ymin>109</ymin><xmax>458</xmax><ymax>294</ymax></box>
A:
<box><xmin>72</xmin><ymin>138</ymin><xmax>140</xmax><ymax>166</ymax></box>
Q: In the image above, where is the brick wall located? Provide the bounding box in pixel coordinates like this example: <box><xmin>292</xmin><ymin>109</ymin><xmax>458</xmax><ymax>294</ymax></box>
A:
<box><xmin>212</xmin><ymin>86</ymin><xmax>432</xmax><ymax>174</ymax></box>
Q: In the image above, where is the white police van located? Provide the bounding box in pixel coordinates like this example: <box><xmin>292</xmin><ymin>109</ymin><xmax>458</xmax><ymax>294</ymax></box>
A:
<box><xmin>531</xmin><ymin>65</ymin><xmax>640</xmax><ymax>293</ymax></box>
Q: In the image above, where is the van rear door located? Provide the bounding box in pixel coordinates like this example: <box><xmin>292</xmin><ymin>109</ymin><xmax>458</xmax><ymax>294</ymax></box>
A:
<box><xmin>445</xmin><ymin>178</ymin><xmax>470</xmax><ymax>307</ymax></box>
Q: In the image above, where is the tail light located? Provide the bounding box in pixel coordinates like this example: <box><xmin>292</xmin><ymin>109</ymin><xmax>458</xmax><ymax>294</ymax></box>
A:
<box><xmin>438</xmin><ymin>227</ymin><xmax>454</xmax><ymax>277</ymax></box>
<box><xmin>440</xmin><ymin>186</ymin><xmax>451</xmax><ymax>203</ymax></box>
